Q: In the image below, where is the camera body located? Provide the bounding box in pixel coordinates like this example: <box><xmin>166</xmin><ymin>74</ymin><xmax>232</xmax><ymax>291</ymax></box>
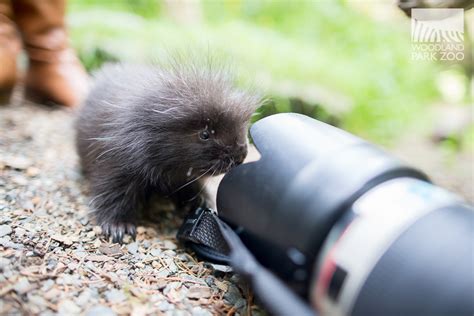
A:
<box><xmin>216</xmin><ymin>113</ymin><xmax>474</xmax><ymax>315</ymax></box>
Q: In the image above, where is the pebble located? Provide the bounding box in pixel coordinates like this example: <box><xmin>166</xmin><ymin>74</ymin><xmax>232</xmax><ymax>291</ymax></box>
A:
<box><xmin>0</xmin><ymin>225</ymin><xmax>12</xmax><ymax>237</ymax></box>
<box><xmin>75</xmin><ymin>290</ymin><xmax>92</xmax><ymax>307</ymax></box>
<box><xmin>163</xmin><ymin>257</ymin><xmax>178</xmax><ymax>274</ymax></box>
<box><xmin>44</xmin><ymin>288</ymin><xmax>62</xmax><ymax>301</ymax></box>
<box><xmin>41</xmin><ymin>279</ymin><xmax>55</xmax><ymax>292</ymax></box>
<box><xmin>27</xmin><ymin>294</ymin><xmax>48</xmax><ymax>310</ymax></box>
<box><xmin>127</xmin><ymin>242</ymin><xmax>139</xmax><ymax>255</ymax></box>
<box><xmin>157</xmin><ymin>301</ymin><xmax>175</xmax><ymax>312</ymax></box>
<box><xmin>3</xmin><ymin>156</ymin><xmax>31</xmax><ymax>170</ymax></box>
<box><xmin>150</xmin><ymin>248</ymin><xmax>161</xmax><ymax>257</ymax></box>
<box><xmin>12</xmin><ymin>175</ymin><xmax>28</xmax><ymax>186</ymax></box>
<box><xmin>191</xmin><ymin>307</ymin><xmax>213</xmax><ymax>316</ymax></box>
<box><xmin>14</xmin><ymin>227</ymin><xmax>26</xmax><ymax>237</ymax></box>
<box><xmin>105</xmin><ymin>289</ymin><xmax>127</xmax><ymax>303</ymax></box>
<box><xmin>0</xmin><ymin>258</ymin><xmax>10</xmax><ymax>270</ymax></box>
<box><xmin>86</xmin><ymin>306</ymin><xmax>116</xmax><ymax>316</ymax></box>
<box><xmin>187</xmin><ymin>286</ymin><xmax>212</xmax><ymax>299</ymax></box>
<box><xmin>207</xmin><ymin>263</ymin><xmax>232</xmax><ymax>274</ymax></box>
<box><xmin>14</xmin><ymin>278</ymin><xmax>33</xmax><ymax>295</ymax></box>
<box><xmin>166</xmin><ymin>310</ymin><xmax>188</xmax><ymax>316</ymax></box>
<box><xmin>99</xmin><ymin>243</ymin><xmax>122</xmax><ymax>256</ymax></box>
<box><xmin>163</xmin><ymin>281</ymin><xmax>181</xmax><ymax>295</ymax></box>
<box><xmin>58</xmin><ymin>299</ymin><xmax>81</xmax><ymax>315</ymax></box>
<box><xmin>26</xmin><ymin>166</ymin><xmax>40</xmax><ymax>177</ymax></box>
<box><xmin>163</xmin><ymin>240</ymin><xmax>177</xmax><ymax>250</ymax></box>
<box><xmin>234</xmin><ymin>298</ymin><xmax>247</xmax><ymax>310</ymax></box>
<box><xmin>224</xmin><ymin>284</ymin><xmax>242</xmax><ymax>305</ymax></box>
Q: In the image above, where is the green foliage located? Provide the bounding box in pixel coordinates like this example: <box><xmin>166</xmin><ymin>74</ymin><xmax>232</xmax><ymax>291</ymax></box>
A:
<box><xmin>67</xmin><ymin>1</ymin><xmax>442</xmax><ymax>143</ymax></box>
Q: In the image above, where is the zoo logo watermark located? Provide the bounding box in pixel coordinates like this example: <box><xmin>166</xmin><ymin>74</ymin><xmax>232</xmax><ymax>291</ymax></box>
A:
<box><xmin>411</xmin><ymin>8</ymin><xmax>464</xmax><ymax>61</ymax></box>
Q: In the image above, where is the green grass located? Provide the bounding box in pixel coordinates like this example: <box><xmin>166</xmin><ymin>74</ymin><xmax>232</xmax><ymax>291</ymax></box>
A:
<box><xmin>67</xmin><ymin>0</ymin><xmax>442</xmax><ymax>144</ymax></box>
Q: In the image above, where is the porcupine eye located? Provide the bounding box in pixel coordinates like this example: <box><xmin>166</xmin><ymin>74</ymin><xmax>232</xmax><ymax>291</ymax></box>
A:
<box><xmin>199</xmin><ymin>130</ymin><xmax>210</xmax><ymax>141</ymax></box>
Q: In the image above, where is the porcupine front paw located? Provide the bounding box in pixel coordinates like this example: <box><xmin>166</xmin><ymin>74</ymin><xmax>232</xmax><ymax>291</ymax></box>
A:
<box><xmin>100</xmin><ymin>219</ymin><xmax>137</xmax><ymax>244</ymax></box>
<box><xmin>89</xmin><ymin>176</ymin><xmax>141</xmax><ymax>244</ymax></box>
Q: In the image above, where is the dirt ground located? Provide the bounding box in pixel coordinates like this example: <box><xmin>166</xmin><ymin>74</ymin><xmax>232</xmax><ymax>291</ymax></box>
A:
<box><xmin>0</xmin><ymin>99</ymin><xmax>472</xmax><ymax>316</ymax></box>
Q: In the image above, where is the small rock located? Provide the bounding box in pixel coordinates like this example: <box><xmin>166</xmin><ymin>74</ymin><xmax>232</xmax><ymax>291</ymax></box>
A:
<box><xmin>51</xmin><ymin>234</ymin><xmax>75</xmax><ymax>246</ymax></box>
<box><xmin>163</xmin><ymin>281</ymin><xmax>181</xmax><ymax>295</ymax></box>
<box><xmin>191</xmin><ymin>306</ymin><xmax>212</xmax><ymax>316</ymax></box>
<box><xmin>234</xmin><ymin>297</ymin><xmax>247</xmax><ymax>310</ymax></box>
<box><xmin>163</xmin><ymin>240</ymin><xmax>177</xmax><ymax>250</ymax></box>
<box><xmin>92</xmin><ymin>226</ymin><xmax>102</xmax><ymax>235</ymax></box>
<box><xmin>105</xmin><ymin>289</ymin><xmax>126</xmax><ymax>303</ymax></box>
<box><xmin>86</xmin><ymin>306</ymin><xmax>116</xmax><ymax>316</ymax></box>
<box><xmin>206</xmin><ymin>263</ymin><xmax>232</xmax><ymax>274</ymax></box>
<box><xmin>156</xmin><ymin>301</ymin><xmax>174</xmax><ymax>312</ymax></box>
<box><xmin>92</xmin><ymin>239</ymin><xmax>102</xmax><ymax>248</ymax></box>
<box><xmin>0</xmin><ymin>237</ymin><xmax>22</xmax><ymax>249</ymax></box>
<box><xmin>122</xmin><ymin>235</ymin><xmax>132</xmax><ymax>244</ymax></box>
<box><xmin>213</xmin><ymin>279</ymin><xmax>228</xmax><ymax>292</ymax></box>
<box><xmin>80</xmin><ymin>217</ymin><xmax>89</xmax><ymax>226</ymax></box>
<box><xmin>131</xmin><ymin>304</ymin><xmax>150</xmax><ymax>316</ymax></box>
<box><xmin>13</xmin><ymin>277</ymin><xmax>33</xmax><ymax>294</ymax></box>
<box><xmin>224</xmin><ymin>284</ymin><xmax>242</xmax><ymax>305</ymax></box>
<box><xmin>75</xmin><ymin>289</ymin><xmax>92</xmax><ymax>306</ymax></box>
<box><xmin>166</xmin><ymin>287</ymin><xmax>186</xmax><ymax>301</ymax></box>
<box><xmin>204</xmin><ymin>276</ymin><xmax>214</xmax><ymax>287</ymax></box>
<box><xmin>155</xmin><ymin>278</ymin><xmax>168</xmax><ymax>290</ymax></box>
<box><xmin>4</xmin><ymin>156</ymin><xmax>31</xmax><ymax>170</ymax></box>
<box><xmin>0</xmin><ymin>258</ymin><xmax>10</xmax><ymax>270</ymax></box>
<box><xmin>31</xmin><ymin>196</ymin><xmax>41</xmax><ymax>206</ymax></box>
<box><xmin>14</xmin><ymin>227</ymin><xmax>26</xmax><ymax>237</ymax></box>
<box><xmin>99</xmin><ymin>243</ymin><xmax>122</xmax><ymax>256</ymax></box>
<box><xmin>58</xmin><ymin>299</ymin><xmax>81</xmax><ymax>315</ymax></box>
<box><xmin>28</xmin><ymin>294</ymin><xmax>48</xmax><ymax>310</ymax></box>
<box><xmin>150</xmin><ymin>248</ymin><xmax>161</xmax><ymax>257</ymax></box>
<box><xmin>127</xmin><ymin>242</ymin><xmax>138</xmax><ymax>255</ymax></box>
<box><xmin>26</xmin><ymin>166</ymin><xmax>40</xmax><ymax>177</ymax></box>
<box><xmin>166</xmin><ymin>310</ymin><xmax>187</xmax><ymax>316</ymax></box>
<box><xmin>176</xmin><ymin>254</ymin><xmax>189</xmax><ymax>262</ymax></box>
<box><xmin>0</xmin><ymin>225</ymin><xmax>12</xmax><ymax>237</ymax></box>
<box><xmin>149</xmin><ymin>293</ymin><xmax>165</xmax><ymax>302</ymax></box>
<box><xmin>87</xmin><ymin>254</ymin><xmax>112</xmax><ymax>262</ymax></box>
<box><xmin>163</xmin><ymin>257</ymin><xmax>178</xmax><ymax>274</ymax></box>
<box><xmin>44</xmin><ymin>287</ymin><xmax>62</xmax><ymax>301</ymax></box>
<box><xmin>74</xmin><ymin>250</ymin><xmax>88</xmax><ymax>259</ymax></box>
<box><xmin>41</xmin><ymin>279</ymin><xmax>55</xmax><ymax>292</ymax></box>
<box><xmin>162</xmin><ymin>249</ymin><xmax>176</xmax><ymax>257</ymax></box>
<box><xmin>187</xmin><ymin>286</ymin><xmax>212</xmax><ymax>299</ymax></box>
<box><xmin>12</xmin><ymin>175</ymin><xmax>28</xmax><ymax>186</ymax></box>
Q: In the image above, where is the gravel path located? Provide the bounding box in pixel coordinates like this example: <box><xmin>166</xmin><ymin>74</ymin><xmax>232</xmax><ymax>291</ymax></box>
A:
<box><xmin>0</xmin><ymin>101</ymin><xmax>263</xmax><ymax>316</ymax></box>
<box><xmin>1</xmin><ymin>99</ymin><xmax>471</xmax><ymax>316</ymax></box>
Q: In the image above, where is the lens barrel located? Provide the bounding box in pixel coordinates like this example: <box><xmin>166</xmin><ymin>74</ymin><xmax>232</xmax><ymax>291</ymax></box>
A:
<box><xmin>216</xmin><ymin>113</ymin><xmax>474</xmax><ymax>314</ymax></box>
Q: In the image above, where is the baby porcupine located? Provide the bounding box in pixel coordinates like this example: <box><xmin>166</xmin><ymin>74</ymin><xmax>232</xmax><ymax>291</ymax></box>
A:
<box><xmin>75</xmin><ymin>60</ymin><xmax>260</xmax><ymax>243</ymax></box>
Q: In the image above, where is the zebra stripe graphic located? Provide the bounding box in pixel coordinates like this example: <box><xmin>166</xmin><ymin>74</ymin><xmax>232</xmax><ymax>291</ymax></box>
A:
<box><xmin>412</xmin><ymin>18</ymin><xmax>464</xmax><ymax>43</ymax></box>
<box><xmin>411</xmin><ymin>9</ymin><xmax>464</xmax><ymax>43</ymax></box>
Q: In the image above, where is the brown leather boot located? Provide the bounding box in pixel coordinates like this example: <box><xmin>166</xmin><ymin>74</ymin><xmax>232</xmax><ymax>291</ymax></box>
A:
<box><xmin>12</xmin><ymin>0</ymin><xmax>88</xmax><ymax>107</ymax></box>
<box><xmin>0</xmin><ymin>0</ymin><xmax>20</xmax><ymax>104</ymax></box>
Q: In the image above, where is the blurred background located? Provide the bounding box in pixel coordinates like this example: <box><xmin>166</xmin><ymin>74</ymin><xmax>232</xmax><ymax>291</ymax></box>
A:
<box><xmin>66</xmin><ymin>0</ymin><xmax>473</xmax><ymax>201</ymax></box>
